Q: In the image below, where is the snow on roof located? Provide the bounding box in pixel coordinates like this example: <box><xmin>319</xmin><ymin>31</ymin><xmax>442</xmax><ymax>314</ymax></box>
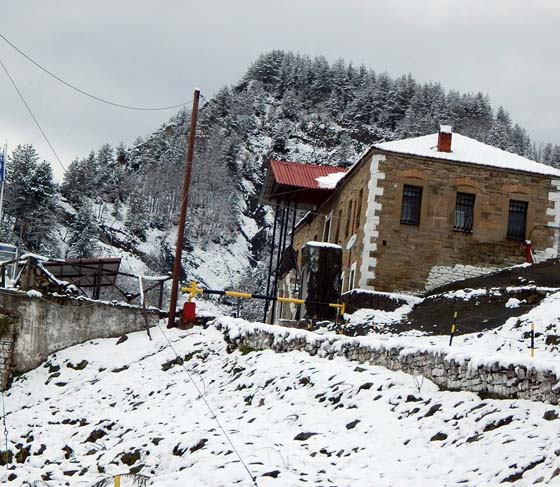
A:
<box><xmin>305</xmin><ymin>241</ymin><xmax>342</xmax><ymax>249</ymax></box>
<box><xmin>440</xmin><ymin>124</ymin><xmax>452</xmax><ymax>134</ymax></box>
<box><xmin>374</xmin><ymin>132</ymin><xmax>560</xmax><ymax>177</ymax></box>
<box><xmin>315</xmin><ymin>171</ymin><xmax>347</xmax><ymax>189</ymax></box>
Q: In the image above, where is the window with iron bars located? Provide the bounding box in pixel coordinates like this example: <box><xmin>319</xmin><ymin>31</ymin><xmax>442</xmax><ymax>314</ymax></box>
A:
<box><xmin>507</xmin><ymin>200</ymin><xmax>528</xmax><ymax>240</ymax></box>
<box><xmin>454</xmin><ymin>192</ymin><xmax>475</xmax><ymax>232</ymax></box>
<box><xmin>400</xmin><ymin>185</ymin><xmax>423</xmax><ymax>226</ymax></box>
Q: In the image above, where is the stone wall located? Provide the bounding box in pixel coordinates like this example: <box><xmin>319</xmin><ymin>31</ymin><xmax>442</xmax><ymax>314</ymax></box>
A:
<box><xmin>370</xmin><ymin>151</ymin><xmax>556</xmax><ymax>292</ymax></box>
<box><xmin>215</xmin><ymin>320</ymin><xmax>560</xmax><ymax>405</ymax></box>
<box><xmin>0</xmin><ymin>290</ymin><xmax>159</xmax><ymax>385</ymax></box>
<box><xmin>341</xmin><ymin>289</ymin><xmax>411</xmax><ymax>313</ymax></box>
<box><xmin>425</xmin><ymin>264</ymin><xmax>499</xmax><ymax>291</ymax></box>
<box><xmin>0</xmin><ymin>330</ymin><xmax>15</xmax><ymax>390</ymax></box>
<box><xmin>292</xmin><ymin>148</ymin><xmax>558</xmax><ymax>293</ymax></box>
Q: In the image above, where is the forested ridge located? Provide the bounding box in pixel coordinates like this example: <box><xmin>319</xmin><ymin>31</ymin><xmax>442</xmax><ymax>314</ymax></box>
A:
<box><xmin>2</xmin><ymin>50</ymin><xmax>559</xmax><ymax>290</ymax></box>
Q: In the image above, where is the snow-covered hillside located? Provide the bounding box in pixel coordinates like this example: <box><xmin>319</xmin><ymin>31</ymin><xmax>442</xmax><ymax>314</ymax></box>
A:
<box><xmin>7</xmin><ymin>50</ymin><xmax>560</xmax><ymax>300</ymax></box>
<box><xmin>2</xmin><ymin>324</ymin><xmax>560</xmax><ymax>486</ymax></box>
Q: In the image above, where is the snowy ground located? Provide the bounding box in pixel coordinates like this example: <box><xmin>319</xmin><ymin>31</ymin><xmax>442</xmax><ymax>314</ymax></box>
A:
<box><xmin>2</xmin><ymin>325</ymin><xmax>560</xmax><ymax>486</ymax></box>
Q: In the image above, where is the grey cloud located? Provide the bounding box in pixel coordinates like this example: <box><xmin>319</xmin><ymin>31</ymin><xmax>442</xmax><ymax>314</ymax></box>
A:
<box><xmin>0</xmin><ymin>0</ymin><xmax>558</xmax><ymax>179</ymax></box>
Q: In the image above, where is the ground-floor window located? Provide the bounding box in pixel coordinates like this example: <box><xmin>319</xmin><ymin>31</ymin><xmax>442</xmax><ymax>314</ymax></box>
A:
<box><xmin>507</xmin><ymin>200</ymin><xmax>528</xmax><ymax>240</ymax></box>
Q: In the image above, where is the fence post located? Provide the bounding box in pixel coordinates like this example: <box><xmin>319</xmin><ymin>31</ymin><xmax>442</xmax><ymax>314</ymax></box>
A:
<box><xmin>530</xmin><ymin>323</ymin><xmax>535</xmax><ymax>358</ymax></box>
<box><xmin>449</xmin><ymin>311</ymin><xmax>457</xmax><ymax>346</ymax></box>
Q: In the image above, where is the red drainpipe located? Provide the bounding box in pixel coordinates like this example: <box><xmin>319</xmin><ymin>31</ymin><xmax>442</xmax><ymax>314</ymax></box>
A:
<box><xmin>524</xmin><ymin>240</ymin><xmax>533</xmax><ymax>263</ymax></box>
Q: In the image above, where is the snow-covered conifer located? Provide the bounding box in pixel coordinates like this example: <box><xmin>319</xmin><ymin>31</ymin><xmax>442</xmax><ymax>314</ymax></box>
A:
<box><xmin>67</xmin><ymin>203</ymin><xmax>98</xmax><ymax>258</ymax></box>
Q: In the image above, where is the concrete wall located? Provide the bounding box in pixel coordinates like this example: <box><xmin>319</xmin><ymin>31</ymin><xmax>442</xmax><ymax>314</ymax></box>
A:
<box><xmin>216</xmin><ymin>320</ymin><xmax>560</xmax><ymax>405</ymax></box>
<box><xmin>0</xmin><ymin>290</ymin><xmax>159</xmax><ymax>379</ymax></box>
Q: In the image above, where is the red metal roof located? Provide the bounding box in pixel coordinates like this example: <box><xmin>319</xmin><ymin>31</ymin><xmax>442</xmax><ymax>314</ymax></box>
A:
<box><xmin>269</xmin><ymin>160</ymin><xmax>348</xmax><ymax>189</ymax></box>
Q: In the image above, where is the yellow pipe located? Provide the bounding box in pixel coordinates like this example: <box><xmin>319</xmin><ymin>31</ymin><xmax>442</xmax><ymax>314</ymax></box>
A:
<box><xmin>114</xmin><ymin>476</ymin><xmax>121</xmax><ymax>487</ymax></box>
<box><xmin>179</xmin><ymin>283</ymin><xmax>346</xmax><ymax>317</ymax></box>
<box><xmin>329</xmin><ymin>302</ymin><xmax>346</xmax><ymax>315</ymax></box>
<box><xmin>277</xmin><ymin>296</ymin><xmax>305</xmax><ymax>305</ymax></box>
<box><xmin>225</xmin><ymin>291</ymin><xmax>253</xmax><ymax>299</ymax></box>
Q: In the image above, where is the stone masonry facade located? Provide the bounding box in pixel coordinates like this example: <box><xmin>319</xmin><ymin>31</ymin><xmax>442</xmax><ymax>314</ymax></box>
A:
<box><xmin>294</xmin><ymin>149</ymin><xmax>558</xmax><ymax>293</ymax></box>
<box><xmin>294</xmin><ymin>155</ymin><xmax>372</xmax><ymax>293</ymax></box>
<box><xmin>0</xmin><ymin>331</ymin><xmax>15</xmax><ymax>391</ymax></box>
<box><xmin>425</xmin><ymin>264</ymin><xmax>500</xmax><ymax>291</ymax></box>
<box><xmin>216</xmin><ymin>320</ymin><xmax>560</xmax><ymax>405</ymax></box>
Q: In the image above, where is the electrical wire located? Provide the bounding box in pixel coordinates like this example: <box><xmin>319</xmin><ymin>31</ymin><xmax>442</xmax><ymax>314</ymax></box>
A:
<box><xmin>0</xmin><ymin>55</ymin><xmax>66</xmax><ymax>172</ymax></box>
<box><xmin>0</xmin><ymin>32</ymin><xmax>193</xmax><ymax>112</ymax></box>
<box><xmin>154</xmin><ymin>322</ymin><xmax>259</xmax><ymax>486</ymax></box>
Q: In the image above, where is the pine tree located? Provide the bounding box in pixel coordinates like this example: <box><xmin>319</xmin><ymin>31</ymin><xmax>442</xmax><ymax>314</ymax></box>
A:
<box><xmin>94</xmin><ymin>143</ymin><xmax>115</xmax><ymax>196</ymax></box>
<box><xmin>61</xmin><ymin>157</ymin><xmax>94</xmax><ymax>206</ymax></box>
<box><xmin>309</xmin><ymin>56</ymin><xmax>332</xmax><ymax>103</ymax></box>
<box><xmin>245</xmin><ymin>50</ymin><xmax>285</xmax><ymax>86</ymax></box>
<box><xmin>5</xmin><ymin>144</ymin><xmax>57</xmax><ymax>253</ymax></box>
<box><xmin>67</xmin><ymin>203</ymin><xmax>98</xmax><ymax>258</ymax></box>
<box><xmin>511</xmin><ymin>124</ymin><xmax>531</xmax><ymax>156</ymax></box>
<box><xmin>551</xmin><ymin>145</ymin><xmax>560</xmax><ymax>168</ymax></box>
<box><xmin>487</xmin><ymin>107</ymin><xmax>513</xmax><ymax>150</ymax></box>
<box><xmin>125</xmin><ymin>191</ymin><xmax>150</xmax><ymax>240</ymax></box>
<box><xmin>332</xmin><ymin>133</ymin><xmax>355</xmax><ymax>165</ymax></box>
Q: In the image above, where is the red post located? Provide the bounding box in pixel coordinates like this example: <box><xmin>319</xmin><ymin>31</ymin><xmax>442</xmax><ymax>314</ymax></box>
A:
<box><xmin>524</xmin><ymin>240</ymin><xmax>533</xmax><ymax>263</ymax></box>
<box><xmin>167</xmin><ymin>89</ymin><xmax>201</xmax><ymax>328</ymax></box>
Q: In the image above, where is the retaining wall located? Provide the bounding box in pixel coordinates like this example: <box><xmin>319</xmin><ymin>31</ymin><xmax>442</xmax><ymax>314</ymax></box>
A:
<box><xmin>215</xmin><ymin>319</ymin><xmax>560</xmax><ymax>405</ymax></box>
<box><xmin>425</xmin><ymin>264</ymin><xmax>499</xmax><ymax>291</ymax></box>
<box><xmin>0</xmin><ymin>290</ymin><xmax>159</xmax><ymax>385</ymax></box>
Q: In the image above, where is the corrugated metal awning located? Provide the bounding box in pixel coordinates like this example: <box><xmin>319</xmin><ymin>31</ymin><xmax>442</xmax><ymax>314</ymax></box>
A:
<box><xmin>269</xmin><ymin>160</ymin><xmax>347</xmax><ymax>189</ymax></box>
<box><xmin>261</xmin><ymin>160</ymin><xmax>348</xmax><ymax>209</ymax></box>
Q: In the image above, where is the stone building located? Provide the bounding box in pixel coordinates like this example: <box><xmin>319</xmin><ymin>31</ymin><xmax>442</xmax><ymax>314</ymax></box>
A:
<box><xmin>287</xmin><ymin>127</ymin><xmax>560</xmax><ymax>293</ymax></box>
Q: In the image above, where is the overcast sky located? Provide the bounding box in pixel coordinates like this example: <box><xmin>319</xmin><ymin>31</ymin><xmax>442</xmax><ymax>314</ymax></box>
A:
<box><xmin>1</xmin><ymin>1</ymin><xmax>559</xmax><ymax>179</ymax></box>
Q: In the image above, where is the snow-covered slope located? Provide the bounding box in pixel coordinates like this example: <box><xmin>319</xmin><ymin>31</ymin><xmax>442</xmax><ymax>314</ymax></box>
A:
<box><xmin>2</xmin><ymin>325</ymin><xmax>560</xmax><ymax>486</ymax></box>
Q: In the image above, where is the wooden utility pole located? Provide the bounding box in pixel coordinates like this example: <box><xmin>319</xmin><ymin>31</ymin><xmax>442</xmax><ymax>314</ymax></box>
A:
<box><xmin>167</xmin><ymin>88</ymin><xmax>201</xmax><ymax>328</ymax></box>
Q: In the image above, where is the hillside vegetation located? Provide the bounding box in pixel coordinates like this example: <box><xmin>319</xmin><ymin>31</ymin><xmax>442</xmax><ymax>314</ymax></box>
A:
<box><xmin>2</xmin><ymin>51</ymin><xmax>560</xmax><ymax>296</ymax></box>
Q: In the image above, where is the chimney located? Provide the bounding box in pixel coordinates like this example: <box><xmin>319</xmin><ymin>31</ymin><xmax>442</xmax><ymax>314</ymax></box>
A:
<box><xmin>438</xmin><ymin>125</ymin><xmax>452</xmax><ymax>152</ymax></box>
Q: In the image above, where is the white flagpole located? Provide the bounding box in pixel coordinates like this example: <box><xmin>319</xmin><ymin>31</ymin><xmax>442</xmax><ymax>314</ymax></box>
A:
<box><xmin>0</xmin><ymin>140</ymin><xmax>6</xmax><ymax>221</ymax></box>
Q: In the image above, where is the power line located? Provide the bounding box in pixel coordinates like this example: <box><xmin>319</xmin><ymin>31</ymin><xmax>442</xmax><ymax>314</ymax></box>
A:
<box><xmin>155</xmin><ymin>323</ymin><xmax>259</xmax><ymax>486</ymax></box>
<box><xmin>0</xmin><ymin>32</ymin><xmax>193</xmax><ymax>112</ymax></box>
<box><xmin>0</xmin><ymin>55</ymin><xmax>66</xmax><ymax>173</ymax></box>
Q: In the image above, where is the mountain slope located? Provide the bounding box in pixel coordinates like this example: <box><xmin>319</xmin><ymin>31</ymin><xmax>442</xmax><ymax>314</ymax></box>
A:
<box><xmin>6</xmin><ymin>50</ymin><xmax>560</xmax><ymax>301</ymax></box>
<box><xmin>92</xmin><ymin>51</ymin><xmax>560</xmax><ymax>294</ymax></box>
